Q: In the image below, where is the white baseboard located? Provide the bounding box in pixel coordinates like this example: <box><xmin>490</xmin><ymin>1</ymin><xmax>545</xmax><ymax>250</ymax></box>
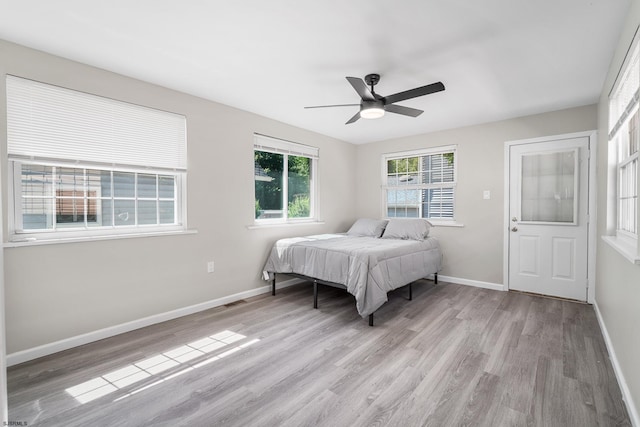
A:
<box><xmin>436</xmin><ymin>274</ymin><xmax>505</xmax><ymax>292</ymax></box>
<box><xmin>6</xmin><ymin>278</ymin><xmax>303</xmax><ymax>367</ymax></box>
<box><xmin>593</xmin><ymin>301</ymin><xmax>639</xmax><ymax>427</ymax></box>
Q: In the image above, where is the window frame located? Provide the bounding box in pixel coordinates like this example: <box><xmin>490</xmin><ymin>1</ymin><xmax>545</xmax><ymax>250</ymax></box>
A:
<box><xmin>253</xmin><ymin>134</ymin><xmax>318</xmax><ymax>225</ymax></box>
<box><xmin>381</xmin><ymin>145</ymin><xmax>458</xmax><ymax>224</ymax></box>
<box><xmin>617</xmin><ymin>148</ymin><xmax>638</xmax><ymax>239</ymax></box>
<box><xmin>605</xmin><ymin>28</ymin><xmax>640</xmax><ymax>264</ymax></box>
<box><xmin>8</xmin><ymin>160</ymin><xmax>187</xmax><ymax>242</ymax></box>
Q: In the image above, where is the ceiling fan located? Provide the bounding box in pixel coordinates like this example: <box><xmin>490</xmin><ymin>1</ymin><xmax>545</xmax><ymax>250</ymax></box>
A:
<box><xmin>305</xmin><ymin>73</ymin><xmax>445</xmax><ymax>124</ymax></box>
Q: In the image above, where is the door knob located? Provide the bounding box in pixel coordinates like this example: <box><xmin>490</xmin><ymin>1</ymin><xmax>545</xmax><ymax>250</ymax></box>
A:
<box><xmin>511</xmin><ymin>226</ymin><xmax>518</xmax><ymax>232</ymax></box>
<box><xmin>512</xmin><ymin>217</ymin><xmax>518</xmax><ymax>222</ymax></box>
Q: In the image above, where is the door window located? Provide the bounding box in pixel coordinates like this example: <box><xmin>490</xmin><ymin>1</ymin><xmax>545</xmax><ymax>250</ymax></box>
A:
<box><xmin>520</xmin><ymin>150</ymin><xmax>577</xmax><ymax>224</ymax></box>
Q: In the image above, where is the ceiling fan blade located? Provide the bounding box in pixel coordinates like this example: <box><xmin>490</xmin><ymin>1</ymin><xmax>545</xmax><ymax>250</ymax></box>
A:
<box><xmin>304</xmin><ymin>104</ymin><xmax>360</xmax><ymax>109</ymax></box>
<box><xmin>382</xmin><ymin>82</ymin><xmax>445</xmax><ymax>105</ymax></box>
<box><xmin>345</xmin><ymin>111</ymin><xmax>361</xmax><ymax>124</ymax></box>
<box><xmin>346</xmin><ymin>77</ymin><xmax>375</xmax><ymax>101</ymax></box>
<box><xmin>385</xmin><ymin>104</ymin><xmax>423</xmax><ymax>117</ymax></box>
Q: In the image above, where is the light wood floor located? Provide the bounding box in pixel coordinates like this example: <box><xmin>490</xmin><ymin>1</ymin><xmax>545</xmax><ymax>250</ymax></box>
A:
<box><xmin>8</xmin><ymin>281</ymin><xmax>631</xmax><ymax>426</ymax></box>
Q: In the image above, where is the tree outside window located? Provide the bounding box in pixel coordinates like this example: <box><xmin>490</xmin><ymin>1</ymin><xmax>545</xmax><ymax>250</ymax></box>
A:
<box><xmin>254</xmin><ymin>151</ymin><xmax>312</xmax><ymax>220</ymax></box>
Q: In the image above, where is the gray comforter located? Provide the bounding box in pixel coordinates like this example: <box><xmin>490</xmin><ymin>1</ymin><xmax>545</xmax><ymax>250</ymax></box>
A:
<box><xmin>263</xmin><ymin>234</ymin><xmax>442</xmax><ymax>317</ymax></box>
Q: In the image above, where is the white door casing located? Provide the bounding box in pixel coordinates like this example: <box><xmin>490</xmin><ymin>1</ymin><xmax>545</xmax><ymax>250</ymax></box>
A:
<box><xmin>507</xmin><ymin>135</ymin><xmax>590</xmax><ymax>301</ymax></box>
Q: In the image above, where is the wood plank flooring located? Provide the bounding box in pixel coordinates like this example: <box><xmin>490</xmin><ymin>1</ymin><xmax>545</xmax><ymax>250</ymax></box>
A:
<box><xmin>7</xmin><ymin>281</ymin><xmax>631</xmax><ymax>426</ymax></box>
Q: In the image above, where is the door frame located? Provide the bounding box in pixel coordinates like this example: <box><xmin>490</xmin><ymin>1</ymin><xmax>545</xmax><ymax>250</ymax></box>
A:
<box><xmin>503</xmin><ymin>130</ymin><xmax>597</xmax><ymax>303</ymax></box>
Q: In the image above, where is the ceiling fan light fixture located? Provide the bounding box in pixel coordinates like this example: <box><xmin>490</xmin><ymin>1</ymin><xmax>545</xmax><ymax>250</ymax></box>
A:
<box><xmin>360</xmin><ymin>100</ymin><xmax>385</xmax><ymax>119</ymax></box>
<box><xmin>360</xmin><ymin>107</ymin><xmax>385</xmax><ymax>119</ymax></box>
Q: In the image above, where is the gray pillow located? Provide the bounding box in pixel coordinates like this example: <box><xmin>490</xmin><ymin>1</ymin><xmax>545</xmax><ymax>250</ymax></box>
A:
<box><xmin>347</xmin><ymin>218</ymin><xmax>388</xmax><ymax>237</ymax></box>
<box><xmin>381</xmin><ymin>218</ymin><xmax>432</xmax><ymax>240</ymax></box>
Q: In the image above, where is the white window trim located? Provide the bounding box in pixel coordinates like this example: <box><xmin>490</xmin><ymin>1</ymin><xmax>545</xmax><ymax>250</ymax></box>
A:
<box><xmin>381</xmin><ymin>145</ymin><xmax>461</xmax><ymax>224</ymax></box>
<box><xmin>5</xmin><ymin>229</ymin><xmax>198</xmax><ymax>248</ymax></box>
<box><xmin>602</xmin><ymin>236</ymin><xmax>640</xmax><ymax>264</ymax></box>
<box><xmin>604</xmin><ymin>28</ymin><xmax>640</xmax><ymax>265</ymax></box>
<box><xmin>246</xmin><ymin>220</ymin><xmax>325</xmax><ymax>230</ymax></box>
<box><xmin>428</xmin><ymin>220</ymin><xmax>465</xmax><ymax>227</ymax></box>
<box><xmin>253</xmin><ymin>134</ymin><xmax>319</xmax><ymax>226</ymax></box>
<box><xmin>7</xmin><ymin>160</ymin><xmax>191</xmax><ymax>245</ymax></box>
<box><xmin>616</xmin><ymin>152</ymin><xmax>638</xmax><ymax>234</ymax></box>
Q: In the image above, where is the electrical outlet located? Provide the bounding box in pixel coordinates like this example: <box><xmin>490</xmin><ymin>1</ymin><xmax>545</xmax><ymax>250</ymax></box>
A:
<box><xmin>483</xmin><ymin>190</ymin><xmax>491</xmax><ymax>200</ymax></box>
<box><xmin>207</xmin><ymin>261</ymin><xmax>215</xmax><ymax>273</ymax></box>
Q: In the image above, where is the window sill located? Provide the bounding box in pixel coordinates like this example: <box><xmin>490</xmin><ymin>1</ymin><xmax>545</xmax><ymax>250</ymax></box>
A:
<box><xmin>5</xmin><ymin>229</ymin><xmax>198</xmax><ymax>248</ymax></box>
<box><xmin>429</xmin><ymin>220</ymin><xmax>464</xmax><ymax>227</ymax></box>
<box><xmin>247</xmin><ymin>220</ymin><xmax>325</xmax><ymax>230</ymax></box>
<box><xmin>601</xmin><ymin>235</ymin><xmax>640</xmax><ymax>265</ymax></box>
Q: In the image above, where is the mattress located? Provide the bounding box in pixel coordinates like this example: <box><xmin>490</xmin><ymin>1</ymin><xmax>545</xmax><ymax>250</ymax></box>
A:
<box><xmin>263</xmin><ymin>233</ymin><xmax>442</xmax><ymax>317</ymax></box>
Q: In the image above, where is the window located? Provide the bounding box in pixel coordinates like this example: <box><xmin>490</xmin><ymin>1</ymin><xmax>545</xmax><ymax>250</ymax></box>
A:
<box><xmin>253</xmin><ymin>134</ymin><xmax>318</xmax><ymax>223</ymax></box>
<box><xmin>606</xmin><ymin>29</ymin><xmax>640</xmax><ymax>263</ymax></box>
<box><xmin>6</xmin><ymin>76</ymin><xmax>187</xmax><ymax>241</ymax></box>
<box><xmin>383</xmin><ymin>146</ymin><xmax>456</xmax><ymax>221</ymax></box>
<box><xmin>17</xmin><ymin>165</ymin><xmax>177</xmax><ymax>230</ymax></box>
<box><xmin>618</xmin><ymin>110</ymin><xmax>638</xmax><ymax>236</ymax></box>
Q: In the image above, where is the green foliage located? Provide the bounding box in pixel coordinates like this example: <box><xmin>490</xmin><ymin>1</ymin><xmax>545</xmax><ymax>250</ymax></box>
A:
<box><xmin>255</xmin><ymin>199</ymin><xmax>261</xmax><ymax>219</ymax></box>
<box><xmin>254</xmin><ymin>151</ymin><xmax>283</xmax><ymax>211</ymax></box>
<box><xmin>255</xmin><ymin>151</ymin><xmax>283</xmax><ymax>175</ymax></box>
<box><xmin>288</xmin><ymin>194</ymin><xmax>310</xmax><ymax>218</ymax></box>
<box><xmin>388</xmin><ymin>153</ymin><xmax>454</xmax><ymax>174</ymax></box>
<box><xmin>443</xmin><ymin>152</ymin><xmax>454</xmax><ymax>165</ymax></box>
<box><xmin>255</xmin><ymin>151</ymin><xmax>312</xmax><ymax>218</ymax></box>
<box><xmin>387</xmin><ymin>157</ymin><xmax>419</xmax><ymax>174</ymax></box>
<box><xmin>288</xmin><ymin>155</ymin><xmax>310</xmax><ymax>176</ymax></box>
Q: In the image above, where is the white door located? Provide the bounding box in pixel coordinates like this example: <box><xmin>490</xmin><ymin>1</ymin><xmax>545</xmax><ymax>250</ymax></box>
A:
<box><xmin>508</xmin><ymin>136</ymin><xmax>589</xmax><ymax>301</ymax></box>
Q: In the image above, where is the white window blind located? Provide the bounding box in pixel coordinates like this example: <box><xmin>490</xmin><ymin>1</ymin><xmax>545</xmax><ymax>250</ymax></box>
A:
<box><xmin>609</xmin><ymin>36</ymin><xmax>640</xmax><ymax>138</ymax></box>
<box><xmin>6</xmin><ymin>75</ymin><xmax>187</xmax><ymax>171</ymax></box>
<box><xmin>253</xmin><ymin>133</ymin><xmax>319</xmax><ymax>159</ymax></box>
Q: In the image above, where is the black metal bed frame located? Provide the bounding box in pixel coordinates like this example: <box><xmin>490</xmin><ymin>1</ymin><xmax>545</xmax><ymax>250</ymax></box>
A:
<box><xmin>270</xmin><ymin>272</ymin><xmax>438</xmax><ymax>326</ymax></box>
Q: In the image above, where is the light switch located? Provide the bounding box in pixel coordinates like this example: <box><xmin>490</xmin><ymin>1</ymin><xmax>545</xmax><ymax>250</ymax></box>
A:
<box><xmin>483</xmin><ymin>190</ymin><xmax>491</xmax><ymax>200</ymax></box>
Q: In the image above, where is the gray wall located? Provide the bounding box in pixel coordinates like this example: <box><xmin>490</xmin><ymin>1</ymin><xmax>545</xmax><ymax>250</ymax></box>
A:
<box><xmin>596</xmin><ymin>0</ymin><xmax>640</xmax><ymax>418</ymax></box>
<box><xmin>0</xmin><ymin>39</ymin><xmax>357</xmax><ymax>354</ymax></box>
<box><xmin>355</xmin><ymin>105</ymin><xmax>597</xmax><ymax>285</ymax></box>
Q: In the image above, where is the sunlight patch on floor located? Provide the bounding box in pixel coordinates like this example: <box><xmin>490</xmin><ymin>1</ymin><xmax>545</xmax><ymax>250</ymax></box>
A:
<box><xmin>65</xmin><ymin>330</ymin><xmax>258</xmax><ymax>404</ymax></box>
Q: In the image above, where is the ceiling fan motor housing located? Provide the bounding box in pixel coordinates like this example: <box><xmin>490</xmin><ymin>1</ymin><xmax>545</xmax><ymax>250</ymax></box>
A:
<box><xmin>361</xmin><ymin>99</ymin><xmax>385</xmax><ymax>110</ymax></box>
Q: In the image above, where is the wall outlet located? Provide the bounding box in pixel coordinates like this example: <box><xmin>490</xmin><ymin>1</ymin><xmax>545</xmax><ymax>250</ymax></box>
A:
<box><xmin>207</xmin><ymin>261</ymin><xmax>215</xmax><ymax>273</ymax></box>
<box><xmin>483</xmin><ymin>190</ymin><xmax>491</xmax><ymax>200</ymax></box>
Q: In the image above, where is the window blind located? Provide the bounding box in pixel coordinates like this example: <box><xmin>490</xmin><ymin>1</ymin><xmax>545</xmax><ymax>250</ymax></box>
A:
<box><xmin>609</xmin><ymin>34</ymin><xmax>640</xmax><ymax>139</ymax></box>
<box><xmin>6</xmin><ymin>75</ymin><xmax>187</xmax><ymax>171</ymax></box>
<box><xmin>254</xmin><ymin>133</ymin><xmax>319</xmax><ymax>158</ymax></box>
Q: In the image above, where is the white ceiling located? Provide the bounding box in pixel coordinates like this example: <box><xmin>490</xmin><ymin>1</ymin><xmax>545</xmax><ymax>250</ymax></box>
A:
<box><xmin>0</xmin><ymin>0</ymin><xmax>631</xmax><ymax>144</ymax></box>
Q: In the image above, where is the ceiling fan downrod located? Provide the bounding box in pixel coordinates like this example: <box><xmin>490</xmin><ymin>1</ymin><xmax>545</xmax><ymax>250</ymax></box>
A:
<box><xmin>364</xmin><ymin>73</ymin><xmax>380</xmax><ymax>94</ymax></box>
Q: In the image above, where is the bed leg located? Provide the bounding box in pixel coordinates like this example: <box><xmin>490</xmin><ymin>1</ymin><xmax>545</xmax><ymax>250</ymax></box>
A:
<box><xmin>313</xmin><ymin>280</ymin><xmax>318</xmax><ymax>309</ymax></box>
<box><xmin>369</xmin><ymin>313</ymin><xmax>374</xmax><ymax>327</ymax></box>
<box><xmin>434</xmin><ymin>272</ymin><xmax>438</xmax><ymax>284</ymax></box>
<box><xmin>409</xmin><ymin>282</ymin><xmax>413</xmax><ymax>301</ymax></box>
<box><xmin>272</xmin><ymin>273</ymin><xmax>276</xmax><ymax>296</ymax></box>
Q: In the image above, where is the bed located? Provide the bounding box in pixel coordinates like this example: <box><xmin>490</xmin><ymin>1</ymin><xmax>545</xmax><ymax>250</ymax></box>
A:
<box><xmin>262</xmin><ymin>218</ymin><xmax>442</xmax><ymax>325</ymax></box>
